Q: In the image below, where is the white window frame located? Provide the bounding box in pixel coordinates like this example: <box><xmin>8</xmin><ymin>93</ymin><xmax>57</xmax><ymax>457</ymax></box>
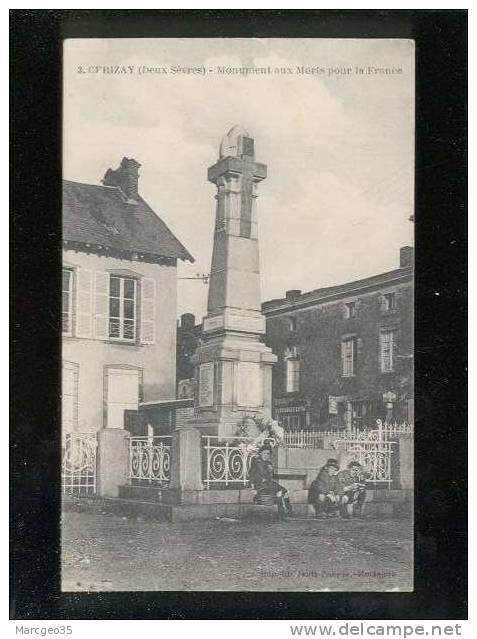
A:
<box><xmin>62</xmin><ymin>268</ymin><xmax>73</xmax><ymax>336</ymax></box>
<box><xmin>341</xmin><ymin>336</ymin><xmax>357</xmax><ymax>377</ymax></box>
<box><xmin>380</xmin><ymin>329</ymin><xmax>396</xmax><ymax>373</ymax></box>
<box><xmin>382</xmin><ymin>292</ymin><xmax>396</xmax><ymax>311</ymax></box>
<box><xmin>345</xmin><ymin>301</ymin><xmax>357</xmax><ymax>319</ymax></box>
<box><xmin>108</xmin><ymin>276</ymin><xmax>137</xmax><ymax>342</ymax></box>
<box><xmin>286</xmin><ymin>358</ymin><xmax>300</xmax><ymax>393</ymax></box>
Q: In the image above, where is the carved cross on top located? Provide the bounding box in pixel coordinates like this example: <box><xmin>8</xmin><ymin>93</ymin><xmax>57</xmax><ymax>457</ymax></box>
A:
<box><xmin>208</xmin><ymin>134</ymin><xmax>266</xmax><ymax>240</ymax></box>
<box><xmin>240</xmin><ymin>153</ymin><xmax>255</xmax><ymax>239</ymax></box>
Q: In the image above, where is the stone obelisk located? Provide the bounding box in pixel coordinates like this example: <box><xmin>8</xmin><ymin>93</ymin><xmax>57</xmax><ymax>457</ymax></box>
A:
<box><xmin>193</xmin><ymin>126</ymin><xmax>277</xmax><ymax>438</ymax></box>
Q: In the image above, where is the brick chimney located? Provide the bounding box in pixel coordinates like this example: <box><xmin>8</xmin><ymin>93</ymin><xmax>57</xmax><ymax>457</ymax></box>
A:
<box><xmin>102</xmin><ymin>157</ymin><xmax>141</xmax><ymax>201</ymax></box>
<box><xmin>400</xmin><ymin>246</ymin><xmax>414</xmax><ymax>268</ymax></box>
<box><xmin>286</xmin><ymin>289</ymin><xmax>302</xmax><ymax>302</ymax></box>
<box><xmin>180</xmin><ymin>313</ymin><xmax>196</xmax><ymax>330</ymax></box>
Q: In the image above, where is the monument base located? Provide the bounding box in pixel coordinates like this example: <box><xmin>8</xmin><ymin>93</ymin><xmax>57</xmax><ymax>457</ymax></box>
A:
<box><xmin>193</xmin><ymin>330</ymin><xmax>277</xmax><ymax>438</ymax></box>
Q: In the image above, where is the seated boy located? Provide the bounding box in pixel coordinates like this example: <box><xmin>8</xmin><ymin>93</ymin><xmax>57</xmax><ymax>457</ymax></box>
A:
<box><xmin>308</xmin><ymin>458</ymin><xmax>340</xmax><ymax>518</ymax></box>
<box><xmin>249</xmin><ymin>445</ymin><xmax>293</xmax><ymax>516</ymax></box>
<box><xmin>337</xmin><ymin>461</ymin><xmax>370</xmax><ymax>518</ymax></box>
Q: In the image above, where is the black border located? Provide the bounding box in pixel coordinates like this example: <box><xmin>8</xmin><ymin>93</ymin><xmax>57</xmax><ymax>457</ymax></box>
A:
<box><xmin>10</xmin><ymin>9</ymin><xmax>467</xmax><ymax>620</ymax></box>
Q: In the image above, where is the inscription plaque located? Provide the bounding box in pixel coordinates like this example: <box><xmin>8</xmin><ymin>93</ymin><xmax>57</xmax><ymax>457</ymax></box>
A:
<box><xmin>237</xmin><ymin>362</ymin><xmax>262</xmax><ymax>407</ymax></box>
<box><xmin>199</xmin><ymin>362</ymin><xmax>214</xmax><ymax>407</ymax></box>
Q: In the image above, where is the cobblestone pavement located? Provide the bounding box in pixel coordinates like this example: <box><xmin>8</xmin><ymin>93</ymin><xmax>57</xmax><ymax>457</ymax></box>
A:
<box><xmin>61</xmin><ymin>510</ymin><xmax>413</xmax><ymax>592</ymax></box>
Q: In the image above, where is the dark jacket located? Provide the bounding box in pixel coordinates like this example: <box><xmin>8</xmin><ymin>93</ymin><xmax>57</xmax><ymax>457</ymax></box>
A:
<box><xmin>249</xmin><ymin>456</ymin><xmax>274</xmax><ymax>489</ymax></box>
<box><xmin>308</xmin><ymin>466</ymin><xmax>338</xmax><ymax>503</ymax></box>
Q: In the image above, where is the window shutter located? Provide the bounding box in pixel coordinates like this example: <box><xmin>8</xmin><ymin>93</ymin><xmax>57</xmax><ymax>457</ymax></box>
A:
<box><xmin>341</xmin><ymin>340</ymin><xmax>347</xmax><ymax>363</ymax></box>
<box><xmin>94</xmin><ymin>271</ymin><xmax>110</xmax><ymax>339</ymax></box>
<box><xmin>392</xmin><ymin>330</ymin><xmax>398</xmax><ymax>359</ymax></box>
<box><xmin>140</xmin><ymin>277</ymin><xmax>156</xmax><ymax>344</ymax></box>
<box><xmin>75</xmin><ymin>268</ymin><xmax>93</xmax><ymax>338</ymax></box>
<box><xmin>62</xmin><ymin>362</ymin><xmax>79</xmax><ymax>431</ymax></box>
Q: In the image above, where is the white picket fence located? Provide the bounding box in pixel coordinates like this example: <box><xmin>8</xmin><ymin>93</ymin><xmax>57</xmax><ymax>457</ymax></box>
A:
<box><xmin>378</xmin><ymin>422</ymin><xmax>414</xmax><ymax>438</ymax></box>
<box><xmin>283</xmin><ymin>421</ymin><xmax>413</xmax><ymax>449</ymax></box>
<box><xmin>283</xmin><ymin>430</ymin><xmax>326</xmax><ymax>449</ymax></box>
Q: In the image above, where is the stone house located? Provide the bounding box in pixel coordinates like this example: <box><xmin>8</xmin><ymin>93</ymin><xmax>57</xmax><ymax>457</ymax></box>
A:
<box><xmin>262</xmin><ymin>247</ymin><xmax>414</xmax><ymax>430</ymax></box>
<box><xmin>62</xmin><ymin>157</ymin><xmax>193</xmax><ymax>435</ymax></box>
<box><xmin>176</xmin><ymin>312</ymin><xmax>201</xmax><ymax>398</ymax></box>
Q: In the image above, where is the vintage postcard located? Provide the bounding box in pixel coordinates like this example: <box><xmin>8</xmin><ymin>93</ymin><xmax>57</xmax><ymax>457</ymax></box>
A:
<box><xmin>61</xmin><ymin>37</ymin><xmax>414</xmax><ymax>592</ymax></box>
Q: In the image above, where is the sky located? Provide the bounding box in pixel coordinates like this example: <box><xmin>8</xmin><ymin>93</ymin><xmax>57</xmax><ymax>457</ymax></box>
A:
<box><xmin>63</xmin><ymin>38</ymin><xmax>414</xmax><ymax>319</ymax></box>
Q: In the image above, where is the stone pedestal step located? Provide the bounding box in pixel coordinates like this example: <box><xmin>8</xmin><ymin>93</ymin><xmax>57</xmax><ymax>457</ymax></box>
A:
<box><xmin>63</xmin><ymin>494</ymin><xmax>410</xmax><ymax>522</ymax></box>
<box><xmin>366</xmin><ymin>488</ymin><xmax>413</xmax><ymax>502</ymax></box>
<box><xmin>119</xmin><ymin>485</ymin><xmax>165</xmax><ymax>502</ymax></box>
<box><xmin>119</xmin><ymin>484</ymin><xmax>256</xmax><ymax>505</ymax></box>
<box><xmin>63</xmin><ymin>495</ymin><xmax>172</xmax><ymax>521</ymax></box>
<box><xmin>118</xmin><ymin>486</ymin><xmax>412</xmax><ymax>508</ymax></box>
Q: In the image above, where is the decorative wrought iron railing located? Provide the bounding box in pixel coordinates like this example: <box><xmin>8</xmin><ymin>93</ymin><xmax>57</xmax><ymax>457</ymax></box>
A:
<box><xmin>201</xmin><ymin>422</ymin><xmax>411</xmax><ymax>488</ymax></box>
<box><xmin>331</xmin><ymin>427</ymin><xmax>397</xmax><ymax>486</ymax></box>
<box><xmin>62</xmin><ymin>432</ymin><xmax>98</xmax><ymax>496</ymax></box>
<box><xmin>128</xmin><ymin>436</ymin><xmax>172</xmax><ymax>486</ymax></box>
<box><xmin>202</xmin><ymin>436</ymin><xmax>258</xmax><ymax>490</ymax></box>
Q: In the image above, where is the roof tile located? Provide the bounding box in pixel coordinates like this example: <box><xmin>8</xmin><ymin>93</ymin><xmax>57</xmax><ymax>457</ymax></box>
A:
<box><xmin>63</xmin><ymin>180</ymin><xmax>193</xmax><ymax>262</ymax></box>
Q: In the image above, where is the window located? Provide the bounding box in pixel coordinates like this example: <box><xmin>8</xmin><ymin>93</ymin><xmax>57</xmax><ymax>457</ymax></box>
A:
<box><xmin>350</xmin><ymin>399</ymin><xmax>384</xmax><ymax>429</ymax></box>
<box><xmin>380</xmin><ymin>329</ymin><xmax>396</xmax><ymax>372</ymax></box>
<box><xmin>341</xmin><ymin>336</ymin><xmax>357</xmax><ymax>377</ymax></box>
<box><xmin>382</xmin><ymin>292</ymin><xmax>396</xmax><ymax>311</ymax></box>
<box><xmin>345</xmin><ymin>301</ymin><xmax>357</xmax><ymax>319</ymax></box>
<box><xmin>109</xmin><ymin>276</ymin><xmax>137</xmax><ymax>341</ymax></box>
<box><xmin>237</xmin><ymin>362</ymin><xmax>262</xmax><ymax>407</ymax></box>
<box><xmin>276</xmin><ymin>411</ymin><xmax>305</xmax><ymax>430</ymax></box>
<box><xmin>62</xmin><ymin>269</ymin><xmax>73</xmax><ymax>334</ymax></box>
<box><xmin>286</xmin><ymin>358</ymin><xmax>300</xmax><ymax>393</ymax></box>
<box><xmin>289</xmin><ymin>316</ymin><xmax>297</xmax><ymax>332</ymax></box>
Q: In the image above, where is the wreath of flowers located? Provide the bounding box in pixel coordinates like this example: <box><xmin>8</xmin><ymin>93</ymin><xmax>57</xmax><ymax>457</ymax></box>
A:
<box><xmin>235</xmin><ymin>414</ymin><xmax>272</xmax><ymax>438</ymax></box>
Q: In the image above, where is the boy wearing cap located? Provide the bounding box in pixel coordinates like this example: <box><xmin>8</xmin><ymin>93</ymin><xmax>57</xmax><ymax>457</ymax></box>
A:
<box><xmin>249</xmin><ymin>445</ymin><xmax>293</xmax><ymax>516</ymax></box>
<box><xmin>337</xmin><ymin>461</ymin><xmax>370</xmax><ymax>518</ymax></box>
<box><xmin>308</xmin><ymin>458</ymin><xmax>340</xmax><ymax>518</ymax></box>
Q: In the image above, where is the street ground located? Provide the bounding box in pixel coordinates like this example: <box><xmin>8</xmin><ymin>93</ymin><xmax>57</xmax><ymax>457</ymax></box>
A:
<box><xmin>61</xmin><ymin>510</ymin><xmax>413</xmax><ymax>592</ymax></box>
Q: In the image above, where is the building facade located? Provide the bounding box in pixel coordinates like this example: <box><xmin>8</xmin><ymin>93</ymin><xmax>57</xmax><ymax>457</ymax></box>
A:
<box><xmin>176</xmin><ymin>312</ymin><xmax>201</xmax><ymax>399</ymax></box>
<box><xmin>62</xmin><ymin>157</ymin><xmax>193</xmax><ymax>434</ymax></box>
<box><xmin>262</xmin><ymin>247</ymin><xmax>414</xmax><ymax>431</ymax></box>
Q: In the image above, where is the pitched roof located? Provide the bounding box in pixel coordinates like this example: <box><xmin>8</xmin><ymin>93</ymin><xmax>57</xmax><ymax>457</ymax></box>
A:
<box><xmin>63</xmin><ymin>180</ymin><xmax>194</xmax><ymax>262</ymax></box>
<box><xmin>262</xmin><ymin>265</ymin><xmax>413</xmax><ymax>314</ymax></box>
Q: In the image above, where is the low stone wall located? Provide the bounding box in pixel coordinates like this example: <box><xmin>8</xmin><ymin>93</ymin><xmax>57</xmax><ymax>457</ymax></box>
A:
<box><xmin>276</xmin><ymin>447</ymin><xmax>348</xmax><ymax>487</ymax></box>
<box><xmin>94</xmin><ymin>425</ymin><xmax>414</xmax><ymax>514</ymax></box>
<box><xmin>397</xmin><ymin>435</ymin><xmax>414</xmax><ymax>490</ymax></box>
<box><xmin>97</xmin><ymin>429</ymin><xmax>129</xmax><ymax>498</ymax></box>
<box><xmin>276</xmin><ymin>437</ymin><xmax>414</xmax><ymax>490</ymax></box>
